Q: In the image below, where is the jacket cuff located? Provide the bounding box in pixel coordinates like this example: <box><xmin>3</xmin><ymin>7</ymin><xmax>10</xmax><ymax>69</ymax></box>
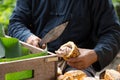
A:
<box><xmin>92</xmin><ymin>48</ymin><xmax>104</xmax><ymax>71</ymax></box>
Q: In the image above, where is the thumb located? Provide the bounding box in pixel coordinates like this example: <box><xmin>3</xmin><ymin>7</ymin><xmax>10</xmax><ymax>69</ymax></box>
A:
<box><xmin>42</xmin><ymin>43</ymin><xmax>47</xmax><ymax>49</ymax></box>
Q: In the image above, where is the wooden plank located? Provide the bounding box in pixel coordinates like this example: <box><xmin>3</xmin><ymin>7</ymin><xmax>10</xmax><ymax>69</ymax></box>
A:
<box><xmin>0</xmin><ymin>56</ymin><xmax>57</xmax><ymax>80</ymax></box>
<box><xmin>20</xmin><ymin>41</ymin><xmax>45</xmax><ymax>53</ymax></box>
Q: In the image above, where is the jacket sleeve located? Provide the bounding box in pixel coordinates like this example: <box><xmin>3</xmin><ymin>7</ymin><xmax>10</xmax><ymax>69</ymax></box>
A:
<box><xmin>8</xmin><ymin>0</ymin><xmax>33</xmax><ymax>42</ymax></box>
<box><xmin>91</xmin><ymin>0</ymin><xmax>120</xmax><ymax>71</ymax></box>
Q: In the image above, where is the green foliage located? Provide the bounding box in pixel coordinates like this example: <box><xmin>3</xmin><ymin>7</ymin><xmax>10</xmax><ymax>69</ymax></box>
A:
<box><xmin>0</xmin><ymin>37</ymin><xmax>22</xmax><ymax>58</ymax></box>
<box><xmin>112</xmin><ymin>0</ymin><xmax>120</xmax><ymax>19</ymax></box>
<box><xmin>6</xmin><ymin>70</ymin><xmax>33</xmax><ymax>80</ymax></box>
<box><xmin>0</xmin><ymin>25</ymin><xmax>5</xmax><ymax>37</ymax></box>
<box><xmin>0</xmin><ymin>0</ymin><xmax>16</xmax><ymax>32</ymax></box>
<box><xmin>0</xmin><ymin>51</ymin><xmax>48</xmax><ymax>62</ymax></box>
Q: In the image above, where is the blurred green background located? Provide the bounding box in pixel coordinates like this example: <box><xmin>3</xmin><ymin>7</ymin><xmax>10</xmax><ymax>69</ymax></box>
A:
<box><xmin>0</xmin><ymin>0</ymin><xmax>120</xmax><ymax>34</ymax></box>
<box><xmin>0</xmin><ymin>0</ymin><xmax>16</xmax><ymax>33</ymax></box>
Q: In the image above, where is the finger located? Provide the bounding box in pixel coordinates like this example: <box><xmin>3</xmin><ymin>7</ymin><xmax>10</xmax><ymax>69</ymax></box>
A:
<box><xmin>42</xmin><ymin>44</ymin><xmax>47</xmax><ymax>49</ymax></box>
<box><xmin>67</xmin><ymin>57</ymin><xmax>81</xmax><ymax>62</ymax></box>
<box><xmin>32</xmin><ymin>40</ymin><xmax>39</xmax><ymax>47</ymax></box>
<box><xmin>55</xmin><ymin>50</ymin><xmax>65</xmax><ymax>57</ymax></box>
<box><xmin>67</xmin><ymin>62</ymin><xmax>85</xmax><ymax>70</ymax></box>
<box><xmin>38</xmin><ymin>43</ymin><xmax>47</xmax><ymax>49</ymax></box>
<box><xmin>27</xmin><ymin>39</ymin><xmax>33</xmax><ymax>45</ymax></box>
<box><xmin>38</xmin><ymin>40</ymin><xmax>46</xmax><ymax>49</ymax></box>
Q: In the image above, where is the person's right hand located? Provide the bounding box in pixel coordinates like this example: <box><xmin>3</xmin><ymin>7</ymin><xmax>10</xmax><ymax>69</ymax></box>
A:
<box><xmin>26</xmin><ymin>35</ymin><xmax>46</xmax><ymax>49</ymax></box>
<box><xmin>66</xmin><ymin>48</ymin><xmax>98</xmax><ymax>70</ymax></box>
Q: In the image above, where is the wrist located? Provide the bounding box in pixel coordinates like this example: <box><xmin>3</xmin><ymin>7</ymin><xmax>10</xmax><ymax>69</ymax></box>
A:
<box><xmin>91</xmin><ymin>50</ymin><xmax>98</xmax><ymax>63</ymax></box>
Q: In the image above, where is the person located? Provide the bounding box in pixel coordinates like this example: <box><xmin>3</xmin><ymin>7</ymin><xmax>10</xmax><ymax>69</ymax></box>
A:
<box><xmin>8</xmin><ymin>0</ymin><xmax>120</xmax><ymax>77</ymax></box>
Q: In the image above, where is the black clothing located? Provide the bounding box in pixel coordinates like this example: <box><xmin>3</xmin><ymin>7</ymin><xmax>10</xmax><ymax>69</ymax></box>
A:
<box><xmin>8</xmin><ymin>0</ymin><xmax>120</xmax><ymax>71</ymax></box>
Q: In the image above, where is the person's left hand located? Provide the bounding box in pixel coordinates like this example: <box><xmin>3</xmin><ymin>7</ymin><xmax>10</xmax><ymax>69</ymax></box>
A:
<box><xmin>66</xmin><ymin>48</ymin><xmax>98</xmax><ymax>70</ymax></box>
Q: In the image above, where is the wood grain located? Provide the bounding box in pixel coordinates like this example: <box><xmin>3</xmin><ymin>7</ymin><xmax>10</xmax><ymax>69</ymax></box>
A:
<box><xmin>0</xmin><ymin>56</ymin><xmax>57</xmax><ymax>80</ymax></box>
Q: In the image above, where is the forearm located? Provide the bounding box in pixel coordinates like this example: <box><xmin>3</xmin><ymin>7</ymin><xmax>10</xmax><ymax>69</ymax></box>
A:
<box><xmin>93</xmin><ymin>26</ymin><xmax>120</xmax><ymax>71</ymax></box>
<box><xmin>8</xmin><ymin>22</ymin><xmax>33</xmax><ymax>42</ymax></box>
<box><xmin>8</xmin><ymin>0</ymin><xmax>32</xmax><ymax>42</ymax></box>
<box><xmin>90</xmin><ymin>0</ymin><xmax>120</xmax><ymax>71</ymax></box>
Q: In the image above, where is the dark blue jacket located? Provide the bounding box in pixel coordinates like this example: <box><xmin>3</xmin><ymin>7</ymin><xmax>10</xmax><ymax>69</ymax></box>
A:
<box><xmin>8</xmin><ymin>0</ymin><xmax>120</xmax><ymax>71</ymax></box>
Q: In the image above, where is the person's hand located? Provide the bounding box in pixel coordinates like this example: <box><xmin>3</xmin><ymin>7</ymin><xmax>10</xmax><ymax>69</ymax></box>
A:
<box><xmin>66</xmin><ymin>48</ymin><xmax>98</xmax><ymax>70</ymax></box>
<box><xmin>26</xmin><ymin>35</ymin><xmax>46</xmax><ymax>49</ymax></box>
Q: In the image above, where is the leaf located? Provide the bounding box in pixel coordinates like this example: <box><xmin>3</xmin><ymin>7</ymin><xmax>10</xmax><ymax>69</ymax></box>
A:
<box><xmin>6</xmin><ymin>70</ymin><xmax>33</xmax><ymax>80</ymax></box>
<box><xmin>0</xmin><ymin>37</ymin><xmax>22</xmax><ymax>58</ymax></box>
<box><xmin>21</xmin><ymin>46</ymin><xmax>31</xmax><ymax>56</ymax></box>
<box><xmin>0</xmin><ymin>25</ymin><xmax>5</xmax><ymax>37</ymax></box>
<box><xmin>0</xmin><ymin>39</ymin><xmax>5</xmax><ymax>58</ymax></box>
<box><xmin>0</xmin><ymin>51</ymin><xmax>48</xmax><ymax>62</ymax></box>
